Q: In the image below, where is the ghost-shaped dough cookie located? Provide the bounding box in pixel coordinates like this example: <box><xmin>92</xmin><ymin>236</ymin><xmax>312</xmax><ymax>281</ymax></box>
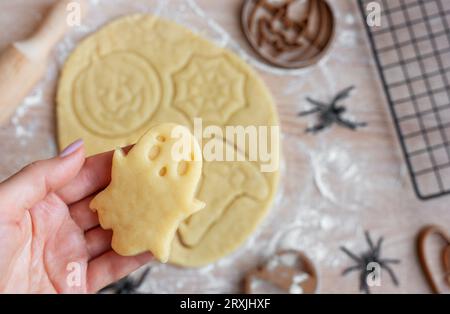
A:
<box><xmin>90</xmin><ymin>123</ymin><xmax>204</xmax><ymax>262</ymax></box>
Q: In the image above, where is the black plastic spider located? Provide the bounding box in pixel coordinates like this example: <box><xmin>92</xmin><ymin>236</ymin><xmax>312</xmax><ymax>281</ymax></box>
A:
<box><xmin>98</xmin><ymin>267</ymin><xmax>151</xmax><ymax>294</ymax></box>
<box><xmin>340</xmin><ymin>231</ymin><xmax>400</xmax><ymax>294</ymax></box>
<box><xmin>298</xmin><ymin>86</ymin><xmax>367</xmax><ymax>133</ymax></box>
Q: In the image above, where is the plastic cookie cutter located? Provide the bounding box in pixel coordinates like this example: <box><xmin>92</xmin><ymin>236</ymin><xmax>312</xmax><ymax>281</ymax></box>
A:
<box><xmin>244</xmin><ymin>249</ymin><xmax>318</xmax><ymax>294</ymax></box>
<box><xmin>417</xmin><ymin>225</ymin><xmax>450</xmax><ymax>294</ymax></box>
<box><xmin>241</xmin><ymin>0</ymin><xmax>335</xmax><ymax>69</ymax></box>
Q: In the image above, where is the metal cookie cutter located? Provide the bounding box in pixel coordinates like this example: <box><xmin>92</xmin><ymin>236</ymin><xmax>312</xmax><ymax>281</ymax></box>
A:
<box><xmin>241</xmin><ymin>0</ymin><xmax>335</xmax><ymax>69</ymax></box>
<box><xmin>244</xmin><ymin>250</ymin><xmax>318</xmax><ymax>294</ymax></box>
<box><xmin>417</xmin><ymin>225</ymin><xmax>450</xmax><ymax>293</ymax></box>
<box><xmin>417</xmin><ymin>225</ymin><xmax>450</xmax><ymax>294</ymax></box>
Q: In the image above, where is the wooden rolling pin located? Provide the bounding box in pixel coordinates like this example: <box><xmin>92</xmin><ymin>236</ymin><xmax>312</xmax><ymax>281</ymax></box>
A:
<box><xmin>0</xmin><ymin>0</ymin><xmax>87</xmax><ymax>124</ymax></box>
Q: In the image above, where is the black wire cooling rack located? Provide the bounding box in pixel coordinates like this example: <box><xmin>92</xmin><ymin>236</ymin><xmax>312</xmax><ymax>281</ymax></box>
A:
<box><xmin>358</xmin><ymin>0</ymin><xmax>450</xmax><ymax>200</ymax></box>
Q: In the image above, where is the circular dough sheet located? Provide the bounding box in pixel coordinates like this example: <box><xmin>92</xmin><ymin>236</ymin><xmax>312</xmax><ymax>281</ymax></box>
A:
<box><xmin>57</xmin><ymin>15</ymin><xmax>280</xmax><ymax>267</ymax></box>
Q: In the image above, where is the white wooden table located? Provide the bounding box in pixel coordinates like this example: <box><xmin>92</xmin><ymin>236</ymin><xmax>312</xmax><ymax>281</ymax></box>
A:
<box><xmin>0</xmin><ymin>0</ymin><xmax>449</xmax><ymax>293</ymax></box>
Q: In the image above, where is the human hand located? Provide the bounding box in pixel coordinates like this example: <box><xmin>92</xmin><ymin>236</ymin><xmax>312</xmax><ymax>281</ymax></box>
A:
<box><xmin>0</xmin><ymin>140</ymin><xmax>152</xmax><ymax>293</ymax></box>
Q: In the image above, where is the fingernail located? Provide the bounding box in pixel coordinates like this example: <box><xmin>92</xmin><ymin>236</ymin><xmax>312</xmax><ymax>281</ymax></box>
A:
<box><xmin>60</xmin><ymin>139</ymin><xmax>84</xmax><ymax>157</ymax></box>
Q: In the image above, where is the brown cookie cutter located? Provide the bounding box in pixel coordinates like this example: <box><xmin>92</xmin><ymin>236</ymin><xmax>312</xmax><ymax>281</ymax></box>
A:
<box><xmin>244</xmin><ymin>250</ymin><xmax>318</xmax><ymax>294</ymax></box>
<box><xmin>417</xmin><ymin>225</ymin><xmax>450</xmax><ymax>294</ymax></box>
<box><xmin>241</xmin><ymin>0</ymin><xmax>335</xmax><ymax>69</ymax></box>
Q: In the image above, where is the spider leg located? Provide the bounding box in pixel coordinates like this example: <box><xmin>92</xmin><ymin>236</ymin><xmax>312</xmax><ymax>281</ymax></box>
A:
<box><xmin>340</xmin><ymin>246</ymin><xmax>363</xmax><ymax>263</ymax></box>
<box><xmin>354</xmin><ymin>121</ymin><xmax>368</xmax><ymax>127</ymax></box>
<box><xmin>380</xmin><ymin>258</ymin><xmax>400</xmax><ymax>265</ymax></box>
<box><xmin>336</xmin><ymin>117</ymin><xmax>367</xmax><ymax>130</ymax></box>
<box><xmin>365</xmin><ymin>231</ymin><xmax>375</xmax><ymax>251</ymax></box>
<box><xmin>298</xmin><ymin>107</ymin><xmax>322</xmax><ymax>116</ymax></box>
<box><xmin>134</xmin><ymin>267</ymin><xmax>151</xmax><ymax>288</ymax></box>
<box><xmin>99</xmin><ymin>276</ymin><xmax>128</xmax><ymax>294</ymax></box>
<box><xmin>375</xmin><ymin>237</ymin><xmax>383</xmax><ymax>251</ymax></box>
<box><xmin>305</xmin><ymin>97</ymin><xmax>328</xmax><ymax>109</ymax></box>
<box><xmin>380</xmin><ymin>263</ymin><xmax>400</xmax><ymax>286</ymax></box>
<box><xmin>374</xmin><ymin>237</ymin><xmax>384</xmax><ymax>259</ymax></box>
<box><xmin>342</xmin><ymin>264</ymin><xmax>361</xmax><ymax>276</ymax></box>
<box><xmin>360</xmin><ymin>271</ymin><xmax>371</xmax><ymax>294</ymax></box>
<box><xmin>362</xmin><ymin>284</ymin><xmax>371</xmax><ymax>294</ymax></box>
<box><xmin>332</xmin><ymin>86</ymin><xmax>355</xmax><ymax>105</ymax></box>
<box><xmin>336</xmin><ymin>118</ymin><xmax>358</xmax><ymax>130</ymax></box>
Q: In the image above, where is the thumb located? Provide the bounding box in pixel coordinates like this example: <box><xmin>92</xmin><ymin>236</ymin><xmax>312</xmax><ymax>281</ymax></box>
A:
<box><xmin>0</xmin><ymin>139</ymin><xmax>85</xmax><ymax>222</ymax></box>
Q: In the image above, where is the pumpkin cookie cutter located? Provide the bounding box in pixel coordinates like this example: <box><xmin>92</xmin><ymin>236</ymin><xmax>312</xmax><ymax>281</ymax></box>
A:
<box><xmin>241</xmin><ymin>0</ymin><xmax>335</xmax><ymax>69</ymax></box>
<box><xmin>417</xmin><ymin>225</ymin><xmax>450</xmax><ymax>294</ymax></box>
<box><xmin>244</xmin><ymin>249</ymin><xmax>318</xmax><ymax>294</ymax></box>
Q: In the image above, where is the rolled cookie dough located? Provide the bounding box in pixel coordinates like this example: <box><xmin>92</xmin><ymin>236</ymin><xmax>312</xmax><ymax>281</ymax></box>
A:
<box><xmin>57</xmin><ymin>15</ymin><xmax>280</xmax><ymax>266</ymax></box>
<box><xmin>90</xmin><ymin>124</ymin><xmax>204</xmax><ymax>263</ymax></box>
<box><xmin>171</xmin><ymin>138</ymin><xmax>274</xmax><ymax>267</ymax></box>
